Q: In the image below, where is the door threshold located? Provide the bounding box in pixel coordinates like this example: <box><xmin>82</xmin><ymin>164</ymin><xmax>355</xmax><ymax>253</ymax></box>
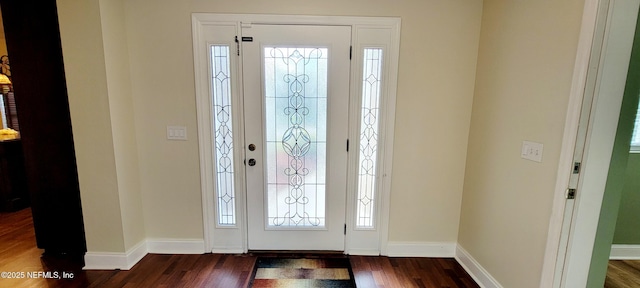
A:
<box><xmin>247</xmin><ymin>250</ymin><xmax>347</xmax><ymax>258</ymax></box>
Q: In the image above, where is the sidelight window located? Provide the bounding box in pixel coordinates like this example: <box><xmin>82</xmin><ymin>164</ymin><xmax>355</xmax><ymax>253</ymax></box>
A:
<box><xmin>211</xmin><ymin>45</ymin><xmax>237</xmax><ymax>226</ymax></box>
<box><xmin>356</xmin><ymin>48</ymin><xmax>383</xmax><ymax>228</ymax></box>
<box><xmin>632</xmin><ymin>100</ymin><xmax>640</xmax><ymax>152</ymax></box>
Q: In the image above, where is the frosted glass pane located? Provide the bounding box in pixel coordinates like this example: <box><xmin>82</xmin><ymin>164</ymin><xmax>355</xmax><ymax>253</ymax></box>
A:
<box><xmin>211</xmin><ymin>45</ymin><xmax>236</xmax><ymax>226</ymax></box>
<box><xmin>264</xmin><ymin>47</ymin><xmax>328</xmax><ymax>227</ymax></box>
<box><xmin>357</xmin><ymin>48</ymin><xmax>383</xmax><ymax>228</ymax></box>
<box><xmin>632</xmin><ymin>102</ymin><xmax>640</xmax><ymax>147</ymax></box>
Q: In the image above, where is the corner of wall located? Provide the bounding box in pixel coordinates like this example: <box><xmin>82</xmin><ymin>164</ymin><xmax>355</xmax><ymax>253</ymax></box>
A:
<box><xmin>455</xmin><ymin>244</ymin><xmax>503</xmax><ymax>288</ymax></box>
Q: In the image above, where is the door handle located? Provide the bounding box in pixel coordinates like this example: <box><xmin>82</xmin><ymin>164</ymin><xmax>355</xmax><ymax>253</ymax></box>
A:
<box><xmin>248</xmin><ymin>158</ymin><xmax>256</xmax><ymax>166</ymax></box>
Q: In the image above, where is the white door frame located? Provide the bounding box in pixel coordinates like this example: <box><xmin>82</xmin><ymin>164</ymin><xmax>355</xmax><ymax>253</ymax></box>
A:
<box><xmin>191</xmin><ymin>13</ymin><xmax>401</xmax><ymax>255</ymax></box>
<box><xmin>540</xmin><ymin>0</ymin><xmax>640</xmax><ymax>286</ymax></box>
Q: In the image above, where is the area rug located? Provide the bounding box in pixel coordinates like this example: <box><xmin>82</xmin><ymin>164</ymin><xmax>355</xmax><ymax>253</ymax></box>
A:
<box><xmin>249</xmin><ymin>257</ymin><xmax>356</xmax><ymax>287</ymax></box>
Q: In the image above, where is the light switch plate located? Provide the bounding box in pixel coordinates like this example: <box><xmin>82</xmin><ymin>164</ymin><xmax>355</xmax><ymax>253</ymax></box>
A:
<box><xmin>521</xmin><ymin>140</ymin><xmax>543</xmax><ymax>162</ymax></box>
<box><xmin>167</xmin><ymin>125</ymin><xmax>187</xmax><ymax>141</ymax></box>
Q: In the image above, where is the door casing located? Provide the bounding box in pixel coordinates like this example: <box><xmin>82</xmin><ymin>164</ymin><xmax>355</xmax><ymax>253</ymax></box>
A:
<box><xmin>539</xmin><ymin>0</ymin><xmax>640</xmax><ymax>286</ymax></box>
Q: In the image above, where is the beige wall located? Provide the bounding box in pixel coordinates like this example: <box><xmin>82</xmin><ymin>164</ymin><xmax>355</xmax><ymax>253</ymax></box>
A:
<box><xmin>58</xmin><ymin>0</ymin><xmax>126</xmax><ymax>252</ymax></box>
<box><xmin>57</xmin><ymin>0</ymin><xmax>146</xmax><ymax>253</ymax></box>
<box><xmin>98</xmin><ymin>0</ymin><xmax>146</xmax><ymax>251</ymax></box>
<box><xmin>458</xmin><ymin>0</ymin><xmax>585</xmax><ymax>287</ymax></box>
<box><xmin>119</xmin><ymin>0</ymin><xmax>483</xmax><ymax>241</ymax></box>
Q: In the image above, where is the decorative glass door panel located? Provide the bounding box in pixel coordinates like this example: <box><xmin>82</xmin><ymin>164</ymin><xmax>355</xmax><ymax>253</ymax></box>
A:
<box><xmin>243</xmin><ymin>25</ymin><xmax>350</xmax><ymax>250</ymax></box>
<box><xmin>264</xmin><ymin>47</ymin><xmax>328</xmax><ymax>228</ymax></box>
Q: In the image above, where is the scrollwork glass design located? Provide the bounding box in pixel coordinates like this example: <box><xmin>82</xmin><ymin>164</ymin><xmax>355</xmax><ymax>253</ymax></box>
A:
<box><xmin>211</xmin><ymin>45</ymin><xmax>236</xmax><ymax>226</ymax></box>
<box><xmin>357</xmin><ymin>48</ymin><xmax>383</xmax><ymax>228</ymax></box>
<box><xmin>264</xmin><ymin>47</ymin><xmax>328</xmax><ymax>227</ymax></box>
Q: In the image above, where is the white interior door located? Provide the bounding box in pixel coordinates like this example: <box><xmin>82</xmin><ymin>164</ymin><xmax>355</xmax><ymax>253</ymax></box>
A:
<box><xmin>243</xmin><ymin>24</ymin><xmax>351</xmax><ymax>250</ymax></box>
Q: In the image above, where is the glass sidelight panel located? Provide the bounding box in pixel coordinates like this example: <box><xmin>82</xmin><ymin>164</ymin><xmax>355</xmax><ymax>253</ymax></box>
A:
<box><xmin>632</xmin><ymin>100</ymin><xmax>640</xmax><ymax>150</ymax></box>
<box><xmin>211</xmin><ymin>45</ymin><xmax>237</xmax><ymax>226</ymax></box>
<box><xmin>356</xmin><ymin>48</ymin><xmax>383</xmax><ymax>228</ymax></box>
<box><xmin>264</xmin><ymin>47</ymin><xmax>328</xmax><ymax>227</ymax></box>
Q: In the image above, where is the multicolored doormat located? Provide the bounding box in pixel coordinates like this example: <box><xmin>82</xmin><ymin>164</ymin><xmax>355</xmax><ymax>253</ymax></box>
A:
<box><xmin>249</xmin><ymin>257</ymin><xmax>356</xmax><ymax>287</ymax></box>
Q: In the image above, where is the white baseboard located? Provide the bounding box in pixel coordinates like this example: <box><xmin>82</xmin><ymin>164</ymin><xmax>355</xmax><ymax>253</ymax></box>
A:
<box><xmin>347</xmin><ymin>248</ymin><xmax>380</xmax><ymax>256</ymax></box>
<box><xmin>146</xmin><ymin>238</ymin><xmax>205</xmax><ymax>254</ymax></box>
<box><xmin>84</xmin><ymin>252</ymin><xmax>129</xmax><ymax>270</ymax></box>
<box><xmin>610</xmin><ymin>244</ymin><xmax>640</xmax><ymax>260</ymax></box>
<box><xmin>386</xmin><ymin>241</ymin><xmax>456</xmax><ymax>257</ymax></box>
<box><xmin>126</xmin><ymin>240</ymin><xmax>148</xmax><ymax>268</ymax></box>
<box><xmin>84</xmin><ymin>240</ymin><xmax>147</xmax><ymax>270</ymax></box>
<box><xmin>455</xmin><ymin>245</ymin><xmax>502</xmax><ymax>288</ymax></box>
<box><xmin>84</xmin><ymin>238</ymin><xmax>205</xmax><ymax>270</ymax></box>
<box><xmin>211</xmin><ymin>246</ymin><xmax>245</xmax><ymax>254</ymax></box>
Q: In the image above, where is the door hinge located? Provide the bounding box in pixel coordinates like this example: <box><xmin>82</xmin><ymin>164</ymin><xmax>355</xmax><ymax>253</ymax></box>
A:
<box><xmin>235</xmin><ymin>36</ymin><xmax>240</xmax><ymax>56</ymax></box>
<box><xmin>567</xmin><ymin>188</ymin><xmax>576</xmax><ymax>199</ymax></box>
<box><xmin>346</xmin><ymin>139</ymin><xmax>349</xmax><ymax>152</ymax></box>
<box><xmin>344</xmin><ymin>224</ymin><xmax>347</xmax><ymax>235</ymax></box>
<box><xmin>573</xmin><ymin>162</ymin><xmax>581</xmax><ymax>174</ymax></box>
<box><xmin>349</xmin><ymin>46</ymin><xmax>352</xmax><ymax>60</ymax></box>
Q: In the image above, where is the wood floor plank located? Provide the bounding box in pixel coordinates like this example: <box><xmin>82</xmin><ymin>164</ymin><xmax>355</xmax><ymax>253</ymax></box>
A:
<box><xmin>606</xmin><ymin>260</ymin><xmax>640</xmax><ymax>288</ymax></box>
<box><xmin>1</xmin><ymin>208</ymin><xmax>479</xmax><ymax>287</ymax></box>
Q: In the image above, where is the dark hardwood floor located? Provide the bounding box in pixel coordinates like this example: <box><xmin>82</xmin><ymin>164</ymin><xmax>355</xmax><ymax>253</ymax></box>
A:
<box><xmin>606</xmin><ymin>260</ymin><xmax>640</xmax><ymax>288</ymax></box>
<box><xmin>0</xmin><ymin>208</ymin><xmax>479</xmax><ymax>287</ymax></box>
<box><xmin>350</xmin><ymin>255</ymin><xmax>479</xmax><ymax>287</ymax></box>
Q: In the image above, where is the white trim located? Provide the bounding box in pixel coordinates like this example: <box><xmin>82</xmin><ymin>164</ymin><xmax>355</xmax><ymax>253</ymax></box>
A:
<box><xmin>377</xmin><ymin>21</ymin><xmax>401</xmax><ymax>257</ymax></box>
<box><xmin>385</xmin><ymin>241</ymin><xmax>456</xmax><ymax>257</ymax></box>
<box><xmin>539</xmin><ymin>0</ymin><xmax>605</xmax><ymax>285</ymax></box>
<box><xmin>610</xmin><ymin>244</ymin><xmax>640</xmax><ymax>260</ymax></box>
<box><xmin>83</xmin><ymin>239</ymin><xmax>206</xmax><ymax>270</ymax></box>
<box><xmin>146</xmin><ymin>239</ymin><xmax>206</xmax><ymax>254</ymax></box>
<box><xmin>84</xmin><ymin>240</ymin><xmax>147</xmax><ymax>270</ymax></box>
<box><xmin>192</xmin><ymin>13</ymin><xmax>401</xmax><ymax>27</ymax></box>
<box><xmin>347</xmin><ymin>249</ymin><xmax>381</xmax><ymax>256</ymax></box>
<box><xmin>192</xmin><ymin>17</ymin><xmax>247</xmax><ymax>253</ymax></box>
<box><xmin>84</xmin><ymin>253</ymin><xmax>130</xmax><ymax>270</ymax></box>
<box><xmin>455</xmin><ymin>245</ymin><xmax>503</xmax><ymax>288</ymax></box>
<box><xmin>125</xmin><ymin>241</ymin><xmax>149</xmax><ymax>268</ymax></box>
<box><xmin>211</xmin><ymin>247</ymin><xmax>245</xmax><ymax>254</ymax></box>
<box><xmin>192</xmin><ymin>15</ymin><xmax>217</xmax><ymax>253</ymax></box>
<box><xmin>560</xmin><ymin>0</ymin><xmax>640</xmax><ymax>286</ymax></box>
<box><xmin>345</xmin><ymin>21</ymin><xmax>401</xmax><ymax>256</ymax></box>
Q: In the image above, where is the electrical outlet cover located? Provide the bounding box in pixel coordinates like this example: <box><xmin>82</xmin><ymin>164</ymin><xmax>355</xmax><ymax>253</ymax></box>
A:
<box><xmin>521</xmin><ymin>140</ymin><xmax>543</xmax><ymax>162</ymax></box>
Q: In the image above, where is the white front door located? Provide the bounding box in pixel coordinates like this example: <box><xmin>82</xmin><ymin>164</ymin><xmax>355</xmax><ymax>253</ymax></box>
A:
<box><xmin>242</xmin><ymin>24</ymin><xmax>351</xmax><ymax>250</ymax></box>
